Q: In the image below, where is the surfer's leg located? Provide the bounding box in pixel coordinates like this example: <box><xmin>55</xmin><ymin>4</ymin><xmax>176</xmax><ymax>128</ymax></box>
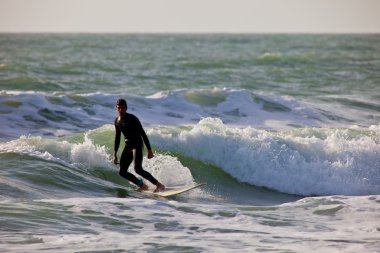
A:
<box><xmin>119</xmin><ymin>148</ymin><xmax>142</xmax><ymax>186</ymax></box>
<box><xmin>134</xmin><ymin>148</ymin><xmax>165</xmax><ymax>192</ymax></box>
<box><xmin>133</xmin><ymin>148</ymin><xmax>158</xmax><ymax>185</ymax></box>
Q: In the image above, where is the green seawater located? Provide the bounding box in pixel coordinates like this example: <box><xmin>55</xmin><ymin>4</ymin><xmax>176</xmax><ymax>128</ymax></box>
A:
<box><xmin>1</xmin><ymin>34</ymin><xmax>380</xmax><ymax>253</ymax></box>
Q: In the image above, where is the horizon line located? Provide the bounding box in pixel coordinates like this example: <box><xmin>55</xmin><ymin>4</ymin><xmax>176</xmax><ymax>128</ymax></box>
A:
<box><xmin>1</xmin><ymin>31</ymin><xmax>379</xmax><ymax>35</ymax></box>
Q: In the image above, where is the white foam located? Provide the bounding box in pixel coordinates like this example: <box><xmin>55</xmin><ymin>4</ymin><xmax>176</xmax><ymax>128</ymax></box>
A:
<box><xmin>69</xmin><ymin>134</ymin><xmax>110</xmax><ymax>168</ymax></box>
<box><xmin>142</xmin><ymin>155</ymin><xmax>194</xmax><ymax>187</ymax></box>
<box><xmin>149</xmin><ymin>118</ymin><xmax>380</xmax><ymax>196</ymax></box>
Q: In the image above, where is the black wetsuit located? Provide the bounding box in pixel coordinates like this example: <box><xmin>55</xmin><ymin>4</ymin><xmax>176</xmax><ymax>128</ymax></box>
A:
<box><xmin>114</xmin><ymin>113</ymin><xmax>158</xmax><ymax>186</ymax></box>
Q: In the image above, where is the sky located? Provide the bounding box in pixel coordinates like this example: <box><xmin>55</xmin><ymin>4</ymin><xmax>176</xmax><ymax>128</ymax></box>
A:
<box><xmin>0</xmin><ymin>0</ymin><xmax>379</xmax><ymax>33</ymax></box>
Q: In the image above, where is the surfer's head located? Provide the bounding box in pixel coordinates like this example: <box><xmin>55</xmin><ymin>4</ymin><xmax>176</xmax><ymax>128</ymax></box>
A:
<box><xmin>116</xmin><ymin>98</ymin><xmax>127</xmax><ymax>115</ymax></box>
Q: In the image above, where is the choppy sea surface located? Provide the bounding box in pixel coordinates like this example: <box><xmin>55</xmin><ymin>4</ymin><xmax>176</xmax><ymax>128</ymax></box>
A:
<box><xmin>1</xmin><ymin>34</ymin><xmax>380</xmax><ymax>252</ymax></box>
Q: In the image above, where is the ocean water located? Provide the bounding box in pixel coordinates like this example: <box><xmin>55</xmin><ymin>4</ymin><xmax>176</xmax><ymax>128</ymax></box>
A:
<box><xmin>0</xmin><ymin>34</ymin><xmax>380</xmax><ymax>252</ymax></box>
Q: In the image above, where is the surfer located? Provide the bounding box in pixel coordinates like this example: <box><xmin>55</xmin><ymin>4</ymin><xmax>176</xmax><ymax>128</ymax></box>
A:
<box><xmin>113</xmin><ymin>98</ymin><xmax>165</xmax><ymax>192</ymax></box>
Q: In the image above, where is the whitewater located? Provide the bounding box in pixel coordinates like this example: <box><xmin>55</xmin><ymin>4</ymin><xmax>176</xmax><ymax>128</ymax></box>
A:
<box><xmin>0</xmin><ymin>34</ymin><xmax>379</xmax><ymax>252</ymax></box>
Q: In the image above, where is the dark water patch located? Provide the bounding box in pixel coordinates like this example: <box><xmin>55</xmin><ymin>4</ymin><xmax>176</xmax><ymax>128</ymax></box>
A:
<box><xmin>175</xmin><ymin>206</ymin><xmax>215</xmax><ymax>217</ymax></box>
<box><xmin>38</xmin><ymin>108</ymin><xmax>68</xmax><ymax>122</ymax></box>
<box><xmin>2</xmin><ymin>100</ymin><xmax>22</xmax><ymax>107</ymax></box>
<box><xmin>259</xmin><ymin>219</ymin><xmax>295</xmax><ymax>227</ymax></box>
<box><xmin>144</xmin><ymin>243</ymin><xmax>203</xmax><ymax>253</ymax></box>
<box><xmin>0</xmin><ymin>109</ymin><xmax>12</xmax><ymax>114</ymax></box>
<box><xmin>152</xmin><ymin>212</ymin><xmax>175</xmax><ymax>218</ymax></box>
<box><xmin>77</xmin><ymin>250</ymin><xmax>126</xmax><ymax>253</ymax></box>
<box><xmin>217</xmin><ymin>210</ymin><xmax>238</xmax><ymax>218</ymax></box>
<box><xmin>223</xmin><ymin>108</ymin><xmax>247</xmax><ymax>117</ymax></box>
<box><xmin>23</xmin><ymin>114</ymin><xmax>49</xmax><ymax>125</ymax></box>
<box><xmin>165</xmin><ymin>112</ymin><xmax>184</xmax><ymax>119</ymax></box>
<box><xmin>154</xmin><ymin>220</ymin><xmax>182</xmax><ymax>231</ymax></box>
<box><xmin>313</xmin><ymin>205</ymin><xmax>344</xmax><ymax>216</ymax></box>
<box><xmin>335</xmin><ymin>98</ymin><xmax>380</xmax><ymax>112</ymax></box>
<box><xmin>39</xmin><ymin>108</ymin><xmax>94</xmax><ymax>128</ymax></box>
<box><xmin>185</xmin><ymin>90</ymin><xmax>226</xmax><ymax>106</ymax></box>
<box><xmin>252</xmin><ymin>94</ymin><xmax>292</xmax><ymax>113</ymax></box>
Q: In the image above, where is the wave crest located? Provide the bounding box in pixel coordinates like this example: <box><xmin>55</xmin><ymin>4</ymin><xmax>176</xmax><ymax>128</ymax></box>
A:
<box><xmin>149</xmin><ymin>118</ymin><xmax>380</xmax><ymax>196</ymax></box>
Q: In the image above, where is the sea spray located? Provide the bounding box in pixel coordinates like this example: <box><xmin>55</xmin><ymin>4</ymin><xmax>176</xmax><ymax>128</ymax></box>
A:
<box><xmin>0</xmin><ymin>134</ymin><xmax>110</xmax><ymax>169</ymax></box>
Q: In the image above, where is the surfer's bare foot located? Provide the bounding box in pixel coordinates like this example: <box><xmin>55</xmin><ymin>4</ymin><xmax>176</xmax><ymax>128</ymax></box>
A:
<box><xmin>137</xmin><ymin>183</ymin><xmax>149</xmax><ymax>191</ymax></box>
<box><xmin>154</xmin><ymin>182</ymin><xmax>165</xmax><ymax>192</ymax></box>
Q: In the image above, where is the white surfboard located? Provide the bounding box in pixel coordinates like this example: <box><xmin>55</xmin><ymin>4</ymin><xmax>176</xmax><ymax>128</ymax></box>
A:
<box><xmin>146</xmin><ymin>183</ymin><xmax>205</xmax><ymax>197</ymax></box>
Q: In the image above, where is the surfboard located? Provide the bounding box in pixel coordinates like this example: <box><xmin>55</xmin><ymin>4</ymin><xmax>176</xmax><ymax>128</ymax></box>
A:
<box><xmin>144</xmin><ymin>183</ymin><xmax>205</xmax><ymax>197</ymax></box>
